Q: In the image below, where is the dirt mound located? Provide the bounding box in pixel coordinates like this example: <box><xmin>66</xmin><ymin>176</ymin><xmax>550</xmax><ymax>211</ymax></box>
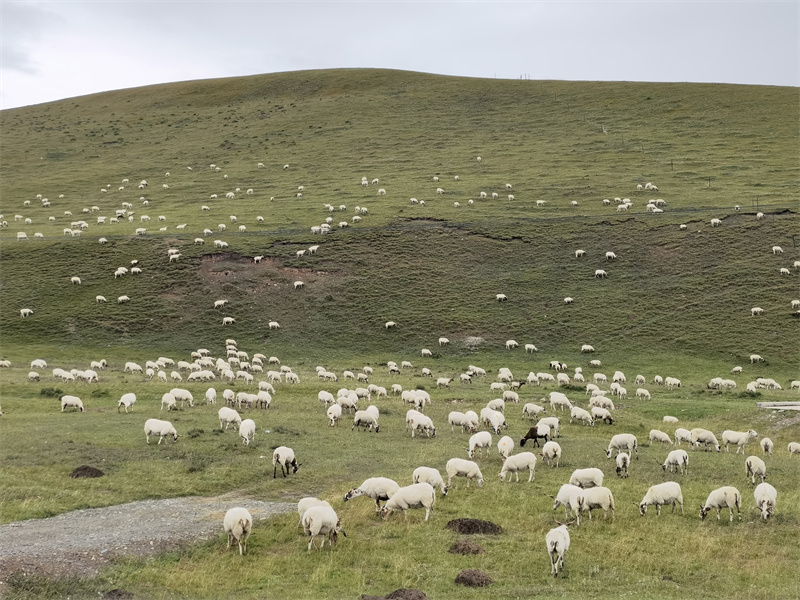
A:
<box><xmin>455</xmin><ymin>569</ymin><xmax>493</xmax><ymax>587</ymax></box>
<box><xmin>448</xmin><ymin>540</ymin><xmax>485</xmax><ymax>554</ymax></box>
<box><xmin>70</xmin><ymin>465</ymin><xmax>105</xmax><ymax>478</ymax></box>
<box><xmin>445</xmin><ymin>518</ymin><xmax>503</xmax><ymax>535</ymax></box>
<box><xmin>361</xmin><ymin>589</ymin><xmax>428</xmax><ymax>600</ymax></box>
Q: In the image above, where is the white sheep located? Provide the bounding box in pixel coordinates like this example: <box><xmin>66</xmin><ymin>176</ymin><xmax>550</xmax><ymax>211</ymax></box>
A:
<box><xmin>448</xmin><ymin>411</ymin><xmax>477</xmax><ymax>433</ymax></box>
<box><xmin>615</xmin><ymin>452</ymin><xmax>630</xmax><ymax>478</ymax></box>
<box><xmin>638</xmin><ymin>482</ymin><xmax>684</xmax><ymax>516</ymax></box>
<box><xmin>606</xmin><ymin>433</ymin><xmax>638</xmax><ymax>458</ymax></box>
<box><xmin>700</xmin><ymin>486</ymin><xmax>742</xmax><ymax>521</ymax></box>
<box><xmin>662</xmin><ymin>449</ymin><xmax>689</xmax><ymax>474</ymax></box>
<box><xmin>551</xmin><ymin>483</ymin><xmax>583</xmax><ymax>520</ymax></box>
<box><xmin>326</xmin><ymin>403</ymin><xmax>342</xmax><ymax>426</ymax></box>
<box><xmin>590</xmin><ymin>406</ymin><xmax>614</xmax><ymax>425</ymax></box>
<box><xmin>60</xmin><ymin>395</ymin><xmax>84</xmax><ymax>412</ymax></box>
<box><xmin>160</xmin><ymin>392</ymin><xmax>177</xmax><ymax>411</ymax></box>
<box><xmin>522</xmin><ymin>403</ymin><xmax>546</xmax><ymax>419</ymax></box>
<box><xmin>144</xmin><ymin>418</ymin><xmax>178</xmax><ymax>444</ymax></box>
<box><xmin>674</xmin><ymin>428</ymin><xmax>693</xmax><ymax>447</ymax></box>
<box><xmin>753</xmin><ymin>482</ymin><xmax>777</xmax><ymax>521</ymax></box>
<box><xmin>546</xmin><ymin>523</ymin><xmax>571</xmax><ymax>578</ymax></box>
<box><xmin>570</xmin><ymin>406</ymin><xmax>594</xmax><ymax>426</ymax></box>
<box><xmin>302</xmin><ymin>505</ymin><xmax>345</xmax><ymax>551</ymax></box>
<box><xmin>760</xmin><ymin>437</ymin><xmax>774</xmax><ymax>455</ymax></box>
<box><xmin>549</xmin><ymin>391</ymin><xmax>573</xmax><ymax>412</ymax></box>
<box><xmin>117</xmin><ymin>393</ymin><xmax>136</xmax><ymax>413</ymax></box>
<box><xmin>218</xmin><ymin>407</ymin><xmax>242</xmax><ymax>430</ymax></box>
<box><xmin>380</xmin><ymin>482</ymin><xmax>436</xmax><ymax>522</ymax></box>
<box><xmin>223</xmin><ymin>507</ymin><xmax>253</xmax><ymax>555</ymax></box>
<box><xmin>343</xmin><ymin>477</ymin><xmax>400</xmax><ymax>512</ymax></box>
<box><xmin>297</xmin><ymin>498</ymin><xmax>332</xmax><ymax>526</ymax></box>
<box><xmin>745</xmin><ymin>455</ymin><xmax>767</xmax><ymax>485</ymax></box>
<box><xmin>541</xmin><ymin>441</ymin><xmax>562</xmax><ymax>468</ymax></box>
<box><xmin>466</xmin><ymin>431</ymin><xmax>492</xmax><ymax>458</ymax></box>
<box><xmin>497</xmin><ymin>435</ymin><xmax>515</xmax><ymax>460</ymax></box>
<box><xmin>170</xmin><ymin>388</ymin><xmax>193</xmax><ymax>407</ymax></box>
<box><xmin>691</xmin><ymin>428</ymin><xmax>721</xmax><ymax>452</ymax></box>
<box><xmin>352</xmin><ymin>406</ymin><xmax>380</xmax><ymax>432</ymax></box>
<box><xmin>412</xmin><ymin>466</ymin><xmax>448</xmax><ymax>496</ymax></box>
<box><xmin>499</xmin><ymin>451</ymin><xmax>537</xmax><ymax>482</ymax></box>
<box><xmin>569</xmin><ymin>467</ymin><xmax>604</xmax><ymax>489</ymax></box>
<box><xmin>273</xmin><ymin>446</ymin><xmax>299</xmax><ymax>478</ymax></box>
<box><xmin>649</xmin><ymin>429</ymin><xmax>673</xmax><ymax>446</ymax></box>
<box><xmin>577</xmin><ymin>486</ymin><xmax>615</xmax><ymax>521</ymax></box>
<box><xmin>445</xmin><ymin>458</ymin><xmax>484</xmax><ymax>488</ymax></box>
<box><xmin>722</xmin><ymin>429</ymin><xmax>758</xmax><ymax>454</ymax></box>
<box><xmin>594</xmin><ymin>269</ymin><xmax>607</xmax><ymax>278</ymax></box>
<box><xmin>789</xmin><ymin>442</ymin><xmax>800</xmax><ymax>455</ymax></box>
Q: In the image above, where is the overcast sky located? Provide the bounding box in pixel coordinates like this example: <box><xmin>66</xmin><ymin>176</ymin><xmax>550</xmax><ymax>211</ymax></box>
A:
<box><xmin>1</xmin><ymin>1</ymin><xmax>797</xmax><ymax>109</ymax></box>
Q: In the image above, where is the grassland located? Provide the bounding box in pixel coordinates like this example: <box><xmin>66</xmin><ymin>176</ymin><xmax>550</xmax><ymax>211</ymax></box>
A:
<box><xmin>0</xmin><ymin>69</ymin><xmax>798</xmax><ymax>599</ymax></box>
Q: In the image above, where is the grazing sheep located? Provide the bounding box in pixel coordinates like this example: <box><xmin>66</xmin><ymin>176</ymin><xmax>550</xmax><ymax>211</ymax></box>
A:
<box><xmin>674</xmin><ymin>428</ymin><xmax>693</xmax><ymax>447</ymax></box>
<box><xmin>577</xmin><ymin>486</ymin><xmax>615</xmax><ymax>521</ymax></box>
<box><xmin>606</xmin><ymin>434</ymin><xmax>638</xmax><ymax>458</ymax></box>
<box><xmin>60</xmin><ymin>395</ymin><xmax>84</xmax><ymax>412</ymax></box>
<box><xmin>497</xmin><ymin>435</ymin><xmax>515</xmax><ymax>460</ymax></box>
<box><xmin>636</xmin><ymin>388</ymin><xmax>652</xmax><ymax>401</ymax></box>
<box><xmin>343</xmin><ymin>477</ymin><xmax>400</xmax><ymax>512</ymax></box>
<box><xmin>352</xmin><ymin>406</ymin><xmax>380</xmax><ymax>433</ymax></box>
<box><xmin>594</xmin><ymin>269</ymin><xmax>607</xmax><ymax>278</ymax></box>
<box><xmin>750</xmin><ymin>307</ymin><xmax>764</xmax><ymax>317</ymax></box>
<box><xmin>753</xmin><ymin>482</ymin><xmax>777</xmax><ymax>521</ymax></box>
<box><xmin>615</xmin><ymin>452</ymin><xmax>630</xmax><ymax>478</ymax></box>
<box><xmin>541</xmin><ymin>441</ymin><xmax>562</xmax><ymax>468</ymax></box>
<box><xmin>218</xmin><ymin>407</ymin><xmax>242</xmax><ymax>430</ymax></box>
<box><xmin>160</xmin><ymin>393</ymin><xmax>177</xmax><ymax>411</ymax></box>
<box><xmin>20</xmin><ymin>308</ymin><xmax>33</xmax><ymax>317</ymax></box>
<box><xmin>649</xmin><ymin>430</ymin><xmax>673</xmax><ymax>446</ymax></box>
<box><xmin>569</xmin><ymin>468</ymin><xmax>604</xmax><ymax>489</ymax></box>
<box><xmin>412</xmin><ymin>467</ymin><xmax>448</xmax><ymax>496</ymax></box>
<box><xmin>384</xmin><ymin>321</ymin><xmax>396</xmax><ymax>329</ymax></box>
<box><xmin>550</xmin><ymin>391</ymin><xmax>573</xmax><ymax>412</ymax></box>
<box><xmin>302</xmin><ymin>505</ymin><xmax>345</xmax><ymax>551</ymax></box>
<box><xmin>662</xmin><ymin>449</ymin><xmax>689</xmax><ymax>474</ymax></box>
<box><xmin>546</xmin><ymin>523</ymin><xmax>571</xmax><ymax>577</ymax></box>
<box><xmin>760</xmin><ymin>437</ymin><xmax>774</xmax><ymax>455</ymax></box>
<box><xmin>449</xmin><ymin>411</ymin><xmax>477</xmax><ymax>433</ymax></box>
<box><xmin>273</xmin><ymin>446</ymin><xmax>299</xmax><ymax>478</ymax></box>
<box><xmin>499</xmin><ymin>451</ymin><xmax>537</xmax><ymax>482</ymax></box>
<box><xmin>570</xmin><ymin>406</ymin><xmax>594</xmax><ymax>426</ymax></box>
<box><xmin>722</xmin><ymin>429</ymin><xmax>758</xmax><ymax>454</ymax></box>
<box><xmin>496</xmin><ymin>293</ymin><xmax>508</xmax><ymax>302</ymax></box>
<box><xmin>117</xmin><ymin>393</ymin><xmax>136</xmax><ymax>413</ymax></box>
<box><xmin>639</xmin><ymin>482</ymin><xmax>684</xmax><ymax>516</ymax></box>
<box><xmin>522</xmin><ymin>403</ymin><xmax>546</xmax><ymax>419</ymax></box>
<box><xmin>326</xmin><ymin>403</ymin><xmax>342</xmax><ymax>426</ymax></box>
<box><xmin>144</xmin><ymin>418</ymin><xmax>178</xmax><ymax>444</ymax></box>
<box><xmin>468</xmin><ymin>431</ymin><xmax>492</xmax><ymax>458</ymax></box>
<box><xmin>772</xmin><ymin>245</ymin><xmax>783</xmax><ymax>254</ymax></box>
<box><xmin>691</xmin><ymin>428</ymin><xmax>721</xmax><ymax>452</ymax></box>
<box><xmin>537</xmin><ymin>416</ymin><xmax>561</xmax><ymax>438</ymax></box>
<box><xmin>789</xmin><ymin>442</ymin><xmax>800</xmax><ymax>455</ymax></box>
<box><xmin>590</xmin><ymin>406</ymin><xmax>614</xmax><ymax>425</ymax></box>
<box><xmin>700</xmin><ymin>486</ymin><xmax>742</xmax><ymax>522</ymax></box>
<box><xmin>223</xmin><ymin>507</ymin><xmax>253</xmax><ymax>555</ymax></box>
<box><xmin>445</xmin><ymin>458</ymin><xmax>484</xmax><ymax>488</ymax></box>
<box><xmin>745</xmin><ymin>455</ymin><xmax>767</xmax><ymax>485</ymax></box>
<box><xmin>580</xmin><ymin>344</ymin><xmax>595</xmax><ymax>353</ymax></box>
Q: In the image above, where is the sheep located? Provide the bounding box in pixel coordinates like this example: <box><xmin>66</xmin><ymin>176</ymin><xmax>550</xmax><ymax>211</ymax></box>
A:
<box><xmin>760</xmin><ymin>437</ymin><xmax>774</xmax><ymax>455</ymax></box>
<box><xmin>662</xmin><ymin>449</ymin><xmax>689</xmax><ymax>474</ymax></box>
<box><xmin>605</xmin><ymin>251</ymin><xmax>617</xmax><ymax>260</ymax></box>
<box><xmin>569</xmin><ymin>468</ymin><xmax>604</xmax><ymax>489</ymax></box>
<box><xmin>537</xmin><ymin>440</ymin><xmax>561</xmax><ymax>468</ymax></box>
<box><xmin>635</xmin><ymin>388</ymin><xmax>652</xmax><ymax>401</ymax></box>
<box><xmin>700</xmin><ymin>486</ymin><xmax>742</xmax><ymax>522</ymax></box>
<box><xmin>549</xmin><ymin>391</ymin><xmax>573</xmax><ymax>412</ymax></box>
<box><xmin>649</xmin><ymin>429</ymin><xmax>673</xmax><ymax>446</ymax></box>
<box><xmin>606</xmin><ymin>434</ymin><xmax>638</xmax><ymax>458</ymax></box>
<box><xmin>343</xmin><ymin>477</ymin><xmax>400</xmax><ymax>513</ymax></box>
<box><xmin>594</xmin><ymin>269</ymin><xmax>607</xmax><ymax>278</ymax></box>
<box><xmin>445</xmin><ymin>458</ymin><xmax>484</xmax><ymax>488</ymax></box>
<box><xmin>297</xmin><ymin>498</ymin><xmax>332</xmax><ymax>527</ymax></box>
<box><xmin>580</xmin><ymin>344</ymin><xmax>595</xmax><ymax>353</ymax></box>
<box><xmin>239</xmin><ymin>419</ymin><xmax>256</xmax><ymax>445</ymax></box>
<box><xmin>745</xmin><ymin>455</ymin><xmax>767</xmax><ymax>485</ymax></box>
<box><xmin>352</xmin><ymin>406</ymin><xmax>380</xmax><ymax>433</ymax></box>
<box><xmin>639</xmin><ymin>482</ymin><xmax>684</xmax><ymax>516</ymax></box>
<box><xmin>753</xmin><ymin>482</ymin><xmax>777</xmax><ymax>521</ymax></box>
<box><xmin>720</xmin><ymin>429</ymin><xmax>758</xmax><ymax>455</ymax></box>
<box><xmin>144</xmin><ymin>418</ymin><xmax>178</xmax><ymax>444</ymax></box>
<box><xmin>448</xmin><ymin>411</ymin><xmax>476</xmax><ymax>433</ymax></box>
<box><xmin>412</xmin><ymin>467</ymin><xmax>448</xmax><ymax>496</ymax></box>
<box><xmin>302</xmin><ymin>505</ymin><xmax>345</xmax><ymax>551</ymax></box>
<box><xmin>380</xmin><ymin>482</ymin><xmax>436</xmax><ymax>522</ymax></box>
<box><xmin>273</xmin><ymin>446</ymin><xmax>299</xmax><ymax>478</ymax></box>
<box><xmin>117</xmin><ymin>295</ymin><xmax>130</xmax><ymax>304</ymax></box>
<box><xmin>570</xmin><ymin>406</ymin><xmax>594</xmax><ymax>426</ymax></box>
<box><xmin>789</xmin><ymin>442</ymin><xmax>800</xmax><ymax>455</ymax></box>
<box><xmin>268</xmin><ymin>321</ymin><xmax>280</xmax><ymax>330</ymax></box>
<box><xmin>546</xmin><ymin>523</ymin><xmax>571</xmax><ymax>578</ymax></box>
<box><xmin>170</xmin><ymin>388</ymin><xmax>193</xmax><ymax>408</ymax></box>
<box><xmin>160</xmin><ymin>392</ymin><xmax>177</xmax><ymax>412</ymax></box>
<box><xmin>674</xmin><ymin>428</ymin><xmax>693</xmax><ymax>447</ymax></box>
<box><xmin>522</xmin><ymin>403</ymin><xmax>546</xmax><ymax>419</ymax></box>
<box><xmin>326</xmin><ymin>403</ymin><xmax>342</xmax><ymax>426</ymax></box>
<box><xmin>615</xmin><ymin>452</ymin><xmax>630</xmax><ymax>478</ymax></box>
<box><xmin>28</xmin><ymin>371</ymin><xmax>40</xmax><ymax>381</ymax></box>
<box><xmin>499</xmin><ymin>451</ymin><xmax>537</xmax><ymax>482</ymax></box>
<box><xmin>384</xmin><ymin>321</ymin><xmax>396</xmax><ymax>329</ymax></box>
<box><xmin>496</xmin><ymin>293</ymin><xmax>508</xmax><ymax>302</ymax></box>
<box><xmin>520</xmin><ymin>423</ymin><xmax>551</xmax><ymax>449</ymax></box>
<box><xmin>223</xmin><ymin>507</ymin><xmax>253</xmax><ymax>555</ymax></box>
<box><xmin>665</xmin><ymin>376</ymin><xmax>681</xmax><ymax>390</ymax></box>
<box><xmin>218</xmin><ymin>407</ymin><xmax>242</xmax><ymax>430</ymax></box>
<box><xmin>497</xmin><ymin>435</ymin><xmax>515</xmax><ymax>460</ymax></box>
<box><xmin>577</xmin><ymin>486</ymin><xmax>615</xmax><ymax>521</ymax></box>
<box><xmin>750</xmin><ymin>307</ymin><xmax>764</xmax><ymax>317</ymax></box>
<box><xmin>60</xmin><ymin>395</ymin><xmax>84</xmax><ymax>412</ymax></box>
<box><xmin>590</xmin><ymin>406</ymin><xmax>614</xmax><ymax>425</ymax></box>
<box><xmin>20</xmin><ymin>308</ymin><xmax>33</xmax><ymax>318</ymax></box>
<box><xmin>537</xmin><ymin>416</ymin><xmax>561</xmax><ymax>437</ymax></box>
<box><xmin>117</xmin><ymin>393</ymin><xmax>137</xmax><ymax>413</ymax></box>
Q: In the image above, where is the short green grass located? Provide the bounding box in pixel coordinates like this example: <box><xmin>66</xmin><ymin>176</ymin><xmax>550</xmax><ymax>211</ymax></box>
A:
<box><xmin>0</xmin><ymin>69</ymin><xmax>798</xmax><ymax>599</ymax></box>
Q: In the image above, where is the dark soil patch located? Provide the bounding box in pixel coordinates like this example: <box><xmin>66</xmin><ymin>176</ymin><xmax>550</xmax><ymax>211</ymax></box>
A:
<box><xmin>361</xmin><ymin>589</ymin><xmax>429</xmax><ymax>600</ymax></box>
<box><xmin>455</xmin><ymin>569</ymin><xmax>493</xmax><ymax>587</ymax></box>
<box><xmin>446</xmin><ymin>518</ymin><xmax>503</xmax><ymax>535</ymax></box>
<box><xmin>449</xmin><ymin>540</ymin><xmax>485</xmax><ymax>554</ymax></box>
<box><xmin>70</xmin><ymin>465</ymin><xmax>105</xmax><ymax>478</ymax></box>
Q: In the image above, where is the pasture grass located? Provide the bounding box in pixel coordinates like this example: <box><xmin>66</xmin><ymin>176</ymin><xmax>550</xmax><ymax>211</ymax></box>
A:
<box><xmin>0</xmin><ymin>69</ymin><xmax>799</xmax><ymax>598</ymax></box>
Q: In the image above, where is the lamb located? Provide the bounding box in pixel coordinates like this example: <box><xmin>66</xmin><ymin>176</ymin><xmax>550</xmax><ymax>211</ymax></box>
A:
<box><xmin>569</xmin><ymin>467</ymin><xmax>604</xmax><ymax>489</ymax></box>
<box><xmin>546</xmin><ymin>523</ymin><xmax>571</xmax><ymax>577</ymax></box>
<box><xmin>691</xmin><ymin>428</ymin><xmax>721</xmax><ymax>452</ymax></box>
<box><xmin>273</xmin><ymin>446</ymin><xmax>299</xmax><ymax>478</ymax></box>
<box><xmin>223</xmin><ymin>507</ymin><xmax>253</xmax><ymax>555</ymax></box>
<box><xmin>60</xmin><ymin>395</ymin><xmax>84</xmax><ymax>412</ymax></box>
<box><xmin>674</xmin><ymin>428</ymin><xmax>693</xmax><ymax>446</ymax></box>
<box><xmin>760</xmin><ymin>437</ymin><xmax>774</xmax><ymax>455</ymax></box>
<box><xmin>606</xmin><ymin>434</ymin><xmax>638</xmax><ymax>458</ymax></box>
<box><xmin>117</xmin><ymin>393</ymin><xmax>136</xmax><ymax>413</ymax></box>
<box><xmin>499</xmin><ymin>451</ymin><xmax>537</xmax><ymax>482</ymax></box>
<box><xmin>577</xmin><ymin>486</ymin><xmax>615</xmax><ymax>521</ymax></box>
<box><xmin>144</xmin><ymin>418</ymin><xmax>178</xmax><ymax>444</ymax></box>
<box><xmin>445</xmin><ymin>458</ymin><xmax>484</xmax><ymax>488</ymax></box>
<box><xmin>722</xmin><ymin>429</ymin><xmax>758</xmax><ymax>454</ymax></box>
<box><xmin>218</xmin><ymin>407</ymin><xmax>242</xmax><ymax>430</ymax></box>
<box><xmin>700</xmin><ymin>486</ymin><xmax>742</xmax><ymax>521</ymax></box>
<box><xmin>649</xmin><ymin>429</ymin><xmax>673</xmax><ymax>446</ymax></box>
<box><xmin>412</xmin><ymin>467</ymin><xmax>448</xmax><ymax>496</ymax></box>
<box><xmin>468</xmin><ymin>431</ymin><xmax>492</xmax><ymax>458</ymax></box>
<box><xmin>753</xmin><ymin>482</ymin><xmax>777</xmax><ymax>521</ymax></box>
<box><xmin>615</xmin><ymin>452</ymin><xmax>630</xmax><ymax>478</ymax></box>
<box><xmin>343</xmin><ymin>477</ymin><xmax>400</xmax><ymax>512</ymax></box>
<box><xmin>570</xmin><ymin>406</ymin><xmax>594</xmax><ymax>426</ymax></box>
<box><xmin>639</xmin><ymin>482</ymin><xmax>684</xmax><ymax>516</ymax></box>
<box><xmin>302</xmin><ymin>505</ymin><xmax>346</xmax><ymax>551</ymax></box>
<box><xmin>745</xmin><ymin>455</ymin><xmax>767</xmax><ymax>485</ymax></box>
<box><xmin>662</xmin><ymin>449</ymin><xmax>689</xmax><ymax>474</ymax></box>
<box><xmin>541</xmin><ymin>441</ymin><xmax>562</xmax><ymax>468</ymax></box>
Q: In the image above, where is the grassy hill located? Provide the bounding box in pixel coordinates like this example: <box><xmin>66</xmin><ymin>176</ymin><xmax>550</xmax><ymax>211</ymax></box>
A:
<box><xmin>0</xmin><ymin>70</ymin><xmax>798</xmax><ymax>599</ymax></box>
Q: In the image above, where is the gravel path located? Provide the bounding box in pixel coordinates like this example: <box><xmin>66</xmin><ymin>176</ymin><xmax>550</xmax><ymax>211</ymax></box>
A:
<box><xmin>0</xmin><ymin>494</ymin><xmax>295</xmax><ymax>588</ymax></box>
